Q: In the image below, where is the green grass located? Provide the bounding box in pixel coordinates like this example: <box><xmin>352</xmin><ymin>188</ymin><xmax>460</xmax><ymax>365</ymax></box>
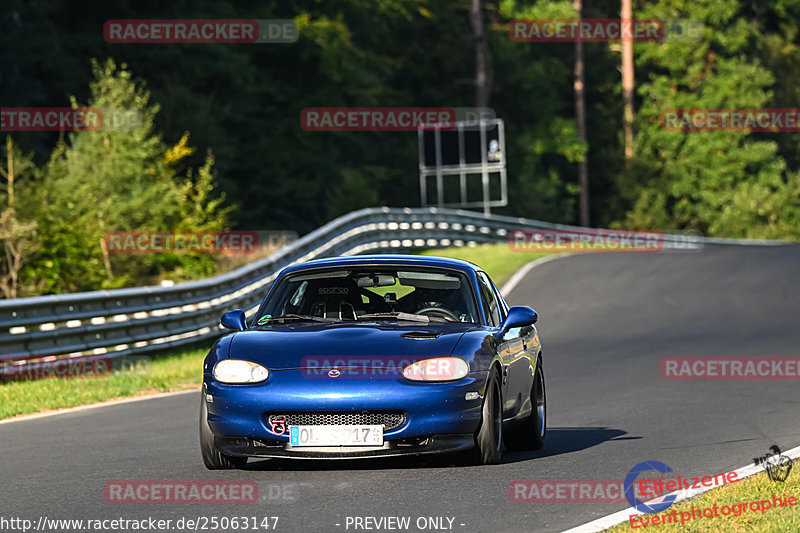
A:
<box><xmin>606</xmin><ymin>469</ymin><xmax>800</xmax><ymax>532</ymax></box>
<box><xmin>420</xmin><ymin>243</ymin><xmax>547</xmax><ymax>287</ymax></box>
<box><xmin>0</xmin><ymin>348</ymin><xmax>206</xmax><ymax>420</ymax></box>
<box><xmin>0</xmin><ymin>244</ymin><xmax>545</xmax><ymax>420</ymax></box>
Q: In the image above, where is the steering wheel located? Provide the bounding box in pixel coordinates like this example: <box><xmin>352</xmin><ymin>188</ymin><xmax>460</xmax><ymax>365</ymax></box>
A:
<box><xmin>415</xmin><ymin>306</ymin><xmax>459</xmax><ymax>322</ymax></box>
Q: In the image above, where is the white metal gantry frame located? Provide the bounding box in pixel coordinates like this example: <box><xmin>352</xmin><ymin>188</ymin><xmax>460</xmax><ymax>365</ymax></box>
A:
<box><xmin>418</xmin><ymin>118</ymin><xmax>507</xmax><ymax>216</ymax></box>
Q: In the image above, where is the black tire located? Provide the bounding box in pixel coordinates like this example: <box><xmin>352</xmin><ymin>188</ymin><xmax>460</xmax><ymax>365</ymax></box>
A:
<box><xmin>504</xmin><ymin>360</ymin><xmax>546</xmax><ymax>450</ymax></box>
<box><xmin>471</xmin><ymin>366</ymin><xmax>503</xmax><ymax>465</ymax></box>
<box><xmin>199</xmin><ymin>393</ymin><xmax>248</xmax><ymax>470</ymax></box>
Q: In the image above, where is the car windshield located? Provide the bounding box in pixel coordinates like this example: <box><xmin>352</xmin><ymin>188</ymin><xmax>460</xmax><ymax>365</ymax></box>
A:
<box><xmin>255</xmin><ymin>267</ymin><xmax>479</xmax><ymax>323</ymax></box>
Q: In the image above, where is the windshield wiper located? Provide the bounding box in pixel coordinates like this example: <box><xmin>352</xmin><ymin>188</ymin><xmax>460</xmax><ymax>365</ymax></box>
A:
<box><xmin>356</xmin><ymin>312</ymin><xmax>445</xmax><ymax>323</ymax></box>
<box><xmin>256</xmin><ymin>314</ymin><xmax>336</xmax><ymax>324</ymax></box>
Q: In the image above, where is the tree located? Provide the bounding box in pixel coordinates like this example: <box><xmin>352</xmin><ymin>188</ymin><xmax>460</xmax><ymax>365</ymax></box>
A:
<box><xmin>470</xmin><ymin>0</ymin><xmax>494</xmax><ymax>109</ymax></box>
<box><xmin>620</xmin><ymin>0</ymin><xmax>800</xmax><ymax>239</ymax></box>
<box><xmin>499</xmin><ymin>0</ymin><xmax>587</xmax><ymax>223</ymax></box>
<box><xmin>574</xmin><ymin>0</ymin><xmax>590</xmax><ymax>226</ymax></box>
<box><xmin>0</xmin><ymin>138</ymin><xmax>40</xmax><ymax>298</ymax></box>
<box><xmin>621</xmin><ymin>0</ymin><xmax>635</xmax><ymax>164</ymax></box>
<box><xmin>22</xmin><ymin>59</ymin><xmax>232</xmax><ymax>294</ymax></box>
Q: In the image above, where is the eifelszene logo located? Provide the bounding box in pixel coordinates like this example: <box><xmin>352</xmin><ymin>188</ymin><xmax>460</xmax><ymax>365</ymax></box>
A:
<box><xmin>625</xmin><ymin>461</ymin><xmax>677</xmax><ymax>513</ymax></box>
<box><xmin>754</xmin><ymin>445</ymin><xmax>793</xmax><ymax>482</ymax></box>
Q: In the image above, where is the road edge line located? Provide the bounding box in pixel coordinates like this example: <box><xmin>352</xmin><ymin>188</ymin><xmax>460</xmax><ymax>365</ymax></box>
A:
<box><xmin>500</xmin><ymin>254</ymin><xmax>570</xmax><ymax>297</ymax></box>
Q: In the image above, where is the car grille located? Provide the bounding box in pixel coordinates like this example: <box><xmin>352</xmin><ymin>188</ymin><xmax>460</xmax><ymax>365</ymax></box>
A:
<box><xmin>267</xmin><ymin>412</ymin><xmax>406</xmax><ymax>431</ymax></box>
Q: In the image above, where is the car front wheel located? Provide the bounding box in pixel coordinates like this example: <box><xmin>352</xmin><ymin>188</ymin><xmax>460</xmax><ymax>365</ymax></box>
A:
<box><xmin>471</xmin><ymin>366</ymin><xmax>503</xmax><ymax>464</ymax></box>
<box><xmin>199</xmin><ymin>393</ymin><xmax>248</xmax><ymax>470</ymax></box>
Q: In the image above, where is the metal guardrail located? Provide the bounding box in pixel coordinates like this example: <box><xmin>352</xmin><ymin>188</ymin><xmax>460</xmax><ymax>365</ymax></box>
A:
<box><xmin>0</xmin><ymin>206</ymin><xmax>782</xmax><ymax>368</ymax></box>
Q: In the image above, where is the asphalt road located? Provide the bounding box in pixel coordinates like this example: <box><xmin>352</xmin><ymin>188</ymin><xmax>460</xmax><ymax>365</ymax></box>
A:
<box><xmin>2</xmin><ymin>244</ymin><xmax>800</xmax><ymax>533</ymax></box>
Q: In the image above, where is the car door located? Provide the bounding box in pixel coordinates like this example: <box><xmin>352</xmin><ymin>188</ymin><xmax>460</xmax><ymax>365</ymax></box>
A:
<box><xmin>476</xmin><ymin>271</ymin><xmax>525</xmax><ymax>418</ymax></box>
<box><xmin>490</xmin><ymin>276</ymin><xmax>539</xmax><ymax>420</ymax></box>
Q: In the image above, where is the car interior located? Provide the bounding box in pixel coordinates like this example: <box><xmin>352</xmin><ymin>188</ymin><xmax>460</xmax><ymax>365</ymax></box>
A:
<box><xmin>271</xmin><ymin>269</ymin><xmax>479</xmax><ymax>322</ymax></box>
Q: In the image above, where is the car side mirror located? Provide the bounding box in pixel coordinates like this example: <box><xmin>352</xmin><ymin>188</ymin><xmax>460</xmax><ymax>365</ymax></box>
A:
<box><xmin>496</xmin><ymin>306</ymin><xmax>538</xmax><ymax>338</ymax></box>
<box><xmin>221</xmin><ymin>309</ymin><xmax>247</xmax><ymax>331</ymax></box>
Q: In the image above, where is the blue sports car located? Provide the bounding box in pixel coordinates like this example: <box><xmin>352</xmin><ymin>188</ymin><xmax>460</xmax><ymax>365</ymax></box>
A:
<box><xmin>200</xmin><ymin>254</ymin><xmax>545</xmax><ymax>468</ymax></box>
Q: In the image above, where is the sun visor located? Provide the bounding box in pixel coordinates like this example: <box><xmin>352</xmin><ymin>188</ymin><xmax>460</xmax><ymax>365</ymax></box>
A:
<box><xmin>398</xmin><ymin>271</ymin><xmax>461</xmax><ymax>289</ymax></box>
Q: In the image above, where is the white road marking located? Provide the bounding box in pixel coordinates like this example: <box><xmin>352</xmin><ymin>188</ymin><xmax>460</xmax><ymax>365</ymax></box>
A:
<box><xmin>500</xmin><ymin>254</ymin><xmax>570</xmax><ymax>297</ymax></box>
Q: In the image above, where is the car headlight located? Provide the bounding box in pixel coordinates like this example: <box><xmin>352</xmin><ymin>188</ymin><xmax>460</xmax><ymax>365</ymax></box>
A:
<box><xmin>213</xmin><ymin>359</ymin><xmax>269</xmax><ymax>384</ymax></box>
<box><xmin>402</xmin><ymin>357</ymin><xmax>469</xmax><ymax>382</ymax></box>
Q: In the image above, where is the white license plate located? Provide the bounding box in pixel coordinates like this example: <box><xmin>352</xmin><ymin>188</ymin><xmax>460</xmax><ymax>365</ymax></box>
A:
<box><xmin>289</xmin><ymin>425</ymin><xmax>383</xmax><ymax>447</ymax></box>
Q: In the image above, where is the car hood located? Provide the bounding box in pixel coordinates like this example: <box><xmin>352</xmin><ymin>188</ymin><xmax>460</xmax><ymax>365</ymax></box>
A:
<box><xmin>228</xmin><ymin>322</ymin><xmax>475</xmax><ymax>370</ymax></box>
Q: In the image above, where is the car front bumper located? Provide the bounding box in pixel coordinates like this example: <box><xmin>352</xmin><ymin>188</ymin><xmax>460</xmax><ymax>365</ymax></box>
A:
<box><xmin>213</xmin><ymin>434</ymin><xmax>475</xmax><ymax>459</ymax></box>
<box><xmin>203</xmin><ymin>370</ymin><xmax>487</xmax><ymax>457</ymax></box>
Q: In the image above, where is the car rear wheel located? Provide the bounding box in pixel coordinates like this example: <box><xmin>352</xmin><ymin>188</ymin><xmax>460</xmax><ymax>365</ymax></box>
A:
<box><xmin>505</xmin><ymin>360</ymin><xmax>546</xmax><ymax>450</ymax></box>
<box><xmin>199</xmin><ymin>393</ymin><xmax>248</xmax><ymax>470</ymax></box>
<box><xmin>471</xmin><ymin>366</ymin><xmax>503</xmax><ymax>465</ymax></box>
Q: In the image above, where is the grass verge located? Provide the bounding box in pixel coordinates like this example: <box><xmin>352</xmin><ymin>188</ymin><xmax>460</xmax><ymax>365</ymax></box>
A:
<box><xmin>0</xmin><ymin>348</ymin><xmax>206</xmax><ymax>420</ymax></box>
<box><xmin>421</xmin><ymin>243</ymin><xmax>547</xmax><ymax>287</ymax></box>
<box><xmin>0</xmin><ymin>244</ymin><xmax>546</xmax><ymax>420</ymax></box>
<box><xmin>605</xmin><ymin>468</ymin><xmax>799</xmax><ymax>532</ymax></box>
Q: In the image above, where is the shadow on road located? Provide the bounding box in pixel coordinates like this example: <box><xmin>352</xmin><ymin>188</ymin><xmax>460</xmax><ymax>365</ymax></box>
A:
<box><xmin>242</xmin><ymin>426</ymin><xmax>636</xmax><ymax>471</ymax></box>
<box><xmin>502</xmin><ymin>426</ymin><xmax>637</xmax><ymax>464</ymax></box>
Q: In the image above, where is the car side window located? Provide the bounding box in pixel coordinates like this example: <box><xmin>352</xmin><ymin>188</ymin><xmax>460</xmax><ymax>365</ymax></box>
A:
<box><xmin>490</xmin><ymin>280</ymin><xmax>507</xmax><ymax>322</ymax></box>
<box><xmin>476</xmin><ymin>272</ymin><xmax>500</xmax><ymax>326</ymax></box>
